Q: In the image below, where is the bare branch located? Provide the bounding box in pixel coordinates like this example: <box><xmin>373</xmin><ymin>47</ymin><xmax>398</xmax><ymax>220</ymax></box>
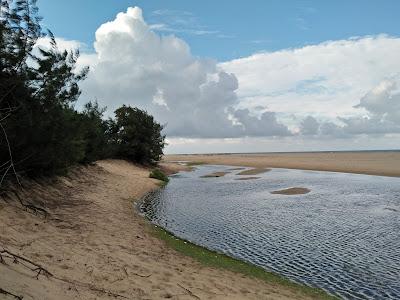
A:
<box><xmin>0</xmin><ymin>122</ymin><xmax>20</xmax><ymax>186</ymax></box>
<box><xmin>0</xmin><ymin>288</ymin><xmax>23</xmax><ymax>300</ymax></box>
<box><xmin>177</xmin><ymin>283</ymin><xmax>200</xmax><ymax>300</ymax></box>
<box><xmin>0</xmin><ymin>248</ymin><xmax>53</xmax><ymax>279</ymax></box>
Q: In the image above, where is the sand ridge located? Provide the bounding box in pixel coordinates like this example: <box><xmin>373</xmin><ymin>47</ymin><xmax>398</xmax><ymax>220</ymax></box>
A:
<box><xmin>0</xmin><ymin>159</ymin><xmax>319</xmax><ymax>300</ymax></box>
<box><xmin>165</xmin><ymin>151</ymin><xmax>400</xmax><ymax>178</ymax></box>
<box><xmin>271</xmin><ymin>187</ymin><xmax>311</xmax><ymax>195</ymax></box>
<box><xmin>237</xmin><ymin>169</ymin><xmax>271</xmax><ymax>176</ymax></box>
<box><xmin>201</xmin><ymin>171</ymin><xmax>230</xmax><ymax>178</ymax></box>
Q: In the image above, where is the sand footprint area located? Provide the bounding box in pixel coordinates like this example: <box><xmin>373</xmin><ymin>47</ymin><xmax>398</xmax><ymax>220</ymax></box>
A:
<box><xmin>0</xmin><ymin>160</ymin><xmax>324</xmax><ymax>300</ymax></box>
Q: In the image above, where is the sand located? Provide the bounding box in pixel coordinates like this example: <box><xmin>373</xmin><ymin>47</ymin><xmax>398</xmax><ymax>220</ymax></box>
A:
<box><xmin>201</xmin><ymin>171</ymin><xmax>230</xmax><ymax>178</ymax></box>
<box><xmin>0</xmin><ymin>159</ymin><xmax>320</xmax><ymax>300</ymax></box>
<box><xmin>237</xmin><ymin>169</ymin><xmax>271</xmax><ymax>176</ymax></box>
<box><xmin>165</xmin><ymin>151</ymin><xmax>400</xmax><ymax>177</ymax></box>
<box><xmin>235</xmin><ymin>177</ymin><xmax>261</xmax><ymax>181</ymax></box>
<box><xmin>271</xmin><ymin>188</ymin><xmax>311</xmax><ymax>195</ymax></box>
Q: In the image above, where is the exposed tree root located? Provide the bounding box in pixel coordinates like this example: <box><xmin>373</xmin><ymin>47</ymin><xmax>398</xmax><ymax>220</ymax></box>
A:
<box><xmin>53</xmin><ymin>276</ymin><xmax>129</xmax><ymax>299</ymax></box>
<box><xmin>0</xmin><ymin>288</ymin><xmax>23</xmax><ymax>300</ymax></box>
<box><xmin>0</xmin><ymin>248</ymin><xmax>53</xmax><ymax>279</ymax></box>
<box><xmin>1</xmin><ymin>189</ymin><xmax>49</xmax><ymax>218</ymax></box>
<box><xmin>0</xmin><ymin>247</ymin><xmax>130</xmax><ymax>299</ymax></box>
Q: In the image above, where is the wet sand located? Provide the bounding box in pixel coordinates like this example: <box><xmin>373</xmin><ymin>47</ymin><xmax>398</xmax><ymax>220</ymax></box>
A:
<box><xmin>235</xmin><ymin>177</ymin><xmax>261</xmax><ymax>181</ymax></box>
<box><xmin>165</xmin><ymin>151</ymin><xmax>400</xmax><ymax>177</ymax></box>
<box><xmin>271</xmin><ymin>187</ymin><xmax>311</xmax><ymax>195</ymax></box>
<box><xmin>237</xmin><ymin>168</ymin><xmax>271</xmax><ymax>176</ymax></box>
<box><xmin>0</xmin><ymin>159</ymin><xmax>323</xmax><ymax>300</ymax></box>
<box><xmin>201</xmin><ymin>171</ymin><xmax>230</xmax><ymax>178</ymax></box>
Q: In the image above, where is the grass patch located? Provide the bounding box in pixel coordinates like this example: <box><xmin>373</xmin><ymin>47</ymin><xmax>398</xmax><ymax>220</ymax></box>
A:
<box><xmin>151</xmin><ymin>225</ymin><xmax>338</xmax><ymax>300</ymax></box>
<box><xmin>149</xmin><ymin>168</ymin><xmax>169</xmax><ymax>183</ymax></box>
<box><xmin>185</xmin><ymin>161</ymin><xmax>206</xmax><ymax>166</ymax></box>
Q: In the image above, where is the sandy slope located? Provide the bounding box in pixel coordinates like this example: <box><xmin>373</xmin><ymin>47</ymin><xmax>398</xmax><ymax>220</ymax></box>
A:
<box><xmin>165</xmin><ymin>151</ymin><xmax>400</xmax><ymax>177</ymax></box>
<box><xmin>0</xmin><ymin>159</ymin><xmax>318</xmax><ymax>300</ymax></box>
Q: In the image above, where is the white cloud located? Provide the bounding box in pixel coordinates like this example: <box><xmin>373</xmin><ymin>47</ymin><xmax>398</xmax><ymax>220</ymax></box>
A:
<box><xmin>35</xmin><ymin>37</ymin><xmax>84</xmax><ymax>52</ymax></box>
<box><xmin>298</xmin><ymin>78</ymin><xmax>400</xmax><ymax>136</ymax></box>
<box><xmin>149</xmin><ymin>9</ymin><xmax>219</xmax><ymax>36</ymax></box>
<box><xmin>221</xmin><ymin>35</ymin><xmax>400</xmax><ymax>121</ymax></box>
<box><xmin>80</xmin><ymin>7</ymin><xmax>290</xmax><ymax>138</ymax></box>
<box><xmin>63</xmin><ymin>6</ymin><xmax>400</xmax><ymax>151</ymax></box>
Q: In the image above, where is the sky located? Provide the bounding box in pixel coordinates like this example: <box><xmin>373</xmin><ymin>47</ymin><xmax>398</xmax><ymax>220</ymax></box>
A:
<box><xmin>36</xmin><ymin>0</ymin><xmax>400</xmax><ymax>153</ymax></box>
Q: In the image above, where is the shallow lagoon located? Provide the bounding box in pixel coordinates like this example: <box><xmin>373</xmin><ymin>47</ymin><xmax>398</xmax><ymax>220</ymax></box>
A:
<box><xmin>140</xmin><ymin>165</ymin><xmax>400</xmax><ymax>299</ymax></box>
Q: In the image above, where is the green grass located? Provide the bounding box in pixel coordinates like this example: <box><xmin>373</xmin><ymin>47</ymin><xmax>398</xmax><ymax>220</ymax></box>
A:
<box><xmin>184</xmin><ymin>161</ymin><xmax>206</xmax><ymax>166</ymax></box>
<box><xmin>151</xmin><ymin>225</ymin><xmax>338</xmax><ymax>300</ymax></box>
<box><xmin>149</xmin><ymin>168</ymin><xmax>169</xmax><ymax>183</ymax></box>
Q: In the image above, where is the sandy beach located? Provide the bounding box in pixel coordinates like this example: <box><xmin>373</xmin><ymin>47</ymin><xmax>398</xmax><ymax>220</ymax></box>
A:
<box><xmin>0</xmin><ymin>159</ymin><xmax>328</xmax><ymax>300</ymax></box>
<box><xmin>165</xmin><ymin>151</ymin><xmax>400</xmax><ymax>177</ymax></box>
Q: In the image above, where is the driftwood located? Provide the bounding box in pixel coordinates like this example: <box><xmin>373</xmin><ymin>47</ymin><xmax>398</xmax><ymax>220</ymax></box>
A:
<box><xmin>0</xmin><ymin>248</ymin><xmax>53</xmax><ymax>280</ymax></box>
<box><xmin>123</xmin><ymin>266</ymin><xmax>152</xmax><ymax>278</ymax></box>
<box><xmin>177</xmin><ymin>283</ymin><xmax>200</xmax><ymax>300</ymax></box>
<box><xmin>0</xmin><ymin>288</ymin><xmax>23</xmax><ymax>300</ymax></box>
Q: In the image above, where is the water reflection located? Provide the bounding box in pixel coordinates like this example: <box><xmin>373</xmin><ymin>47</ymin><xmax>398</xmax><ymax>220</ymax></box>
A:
<box><xmin>140</xmin><ymin>165</ymin><xmax>400</xmax><ymax>299</ymax></box>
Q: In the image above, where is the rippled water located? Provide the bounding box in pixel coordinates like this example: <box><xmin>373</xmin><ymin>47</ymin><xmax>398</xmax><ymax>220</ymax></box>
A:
<box><xmin>139</xmin><ymin>165</ymin><xmax>400</xmax><ymax>299</ymax></box>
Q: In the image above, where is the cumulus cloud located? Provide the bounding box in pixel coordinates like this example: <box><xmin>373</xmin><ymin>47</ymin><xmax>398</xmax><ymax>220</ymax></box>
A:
<box><xmin>221</xmin><ymin>35</ymin><xmax>400</xmax><ymax>121</ymax></box>
<box><xmin>300</xmin><ymin>116</ymin><xmax>320</xmax><ymax>135</ymax></box>
<box><xmin>298</xmin><ymin>78</ymin><xmax>400</xmax><ymax>137</ymax></box>
<box><xmin>340</xmin><ymin>78</ymin><xmax>400</xmax><ymax>134</ymax></box>
<box><xmin>355</xmin><ymin>79</ymin><xmax>400</xmax><ymax>124</ymax></box>
<box><xmin>80</xmin><ymin>7</ymin><xmax>290</xmax><ymax>138</ymax></box>
<box><xmin>67</xmin><ymin>6</ymin><xmax>400</xmax><ymax>144</ymax></box>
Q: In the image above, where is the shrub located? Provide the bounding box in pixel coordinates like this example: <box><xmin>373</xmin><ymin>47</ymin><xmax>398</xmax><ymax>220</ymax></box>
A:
<box><xmin>108</xmin><ymin>105</ymin><xmax>166</xmax><ymax>164</ymax></box>
<box><xmin>149</xmin><ymin>169</ymin><xmax>169</xmax><ymax>183</ymax></box>
<box><xmin>0</xmin><ymin>1</ymin><xmax>166</xmax><ymax>188</ymax></box>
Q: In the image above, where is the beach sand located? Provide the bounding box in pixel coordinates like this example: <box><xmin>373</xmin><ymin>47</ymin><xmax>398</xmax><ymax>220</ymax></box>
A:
<box><xmin>165</xmin><ymin>151</ymin><xmax>400</xmax><ymax>177</ymax></box>
<box><xmin>0</xmin><ymin>159</ymin><xmax>322</xmax><ymax>300</ymax></box>
<box><xmin>271</xmin><ymin>187</ymin><xmax>311</xmax><ymax>195</ymax></box>
<box><xmin>237</xmin><ymin>168</ymin><xmax>271</xmax><ymax>176</ymax></box>
<box><xmin>201</xmin><ymin>171</ymin><xmax>230</xmax><ymax>178</ymax></box>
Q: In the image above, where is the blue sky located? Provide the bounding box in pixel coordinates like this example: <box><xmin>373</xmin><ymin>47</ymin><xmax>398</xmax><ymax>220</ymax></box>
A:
<box><xmin>38</xmin><ymin>0</ymin><xmax>400</xmax><ymax>61</ymax></box>
<box><xmin>35</xmin><ymin>1</ymin><xmax>400</xmax><ymax>153</ymax></box>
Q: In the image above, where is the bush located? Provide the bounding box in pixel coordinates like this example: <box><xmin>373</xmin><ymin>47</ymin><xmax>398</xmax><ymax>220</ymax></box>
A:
<box><xmin>149</xmin><ymin>169</ymin><xmax>169</xmax><ymax>183</ymax></box>
<box><xmin>107</xmin><ymin>105</ymin><xmax>166</xmax><ymax>164</ymax></box>
<box><xmin>0</xmin><ymin>1</ymin><xmax>166</xmax><ymax>187</ymax></box>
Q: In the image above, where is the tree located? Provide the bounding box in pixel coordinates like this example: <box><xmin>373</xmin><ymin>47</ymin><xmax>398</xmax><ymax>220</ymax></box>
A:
<box><xmin>79</xmin><ymin>101</ymin><xmax>109</xmax><ymax>163</ymax></box>
<box><xmin>0</xmin><ymin>0</ymin><xmax>89</xmax><ymax>179</ymax></box>
<box><xmin>0</xmin><ymin>0</ymin><xmax>166</xmax><ymax>189</ymax></box>
<box><xmin>110</xmin><ymin>105</ymin><xmax>166</xmax><ymax>164</ymax></box>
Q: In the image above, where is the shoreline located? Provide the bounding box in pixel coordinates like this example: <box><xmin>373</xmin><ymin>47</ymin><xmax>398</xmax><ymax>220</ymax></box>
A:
<box><xmin>0</xmin><ymin>159</ymin><xmax>333</xmax><ymax>299</ymax></box>
<box><xmin>164</xmin><ymin>151</ymin><xmax>400</xmax><ymax>178</ymax></box>
<box><xmin>137</xmin><ymin>168</ymin><xmax>336</xmax><ymax>300</ymax></box>
<box><xmin>137</xmin><ymin>191</ymin><xmax>335</xmax><ymax>299</ymax></box>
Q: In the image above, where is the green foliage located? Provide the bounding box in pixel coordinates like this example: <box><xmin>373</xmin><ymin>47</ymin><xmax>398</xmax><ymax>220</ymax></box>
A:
<box><xmin>149</xmin><ymin>169</ymin><xmax>169</xmax><ymax>183</ymax></box>
<box><xmin>0</xmin><ymin>0</ymin><xmax>88</xmax><ymax>177</ymax></box>
<box><xmin>0</xmin><ymin>1</ymin><xmax>166</xmax><ymax>185</ymax></box>
<box><xmin>185</xmin><ymin>161</ymin><xmax>206</xmax><ymax>166</ymax></box>
<box><xmin>109</xmin><ymin>105</ymin><xmax>166</xmax><ymax>164</ymax></box>
<box><xmin>79</xmin><ymin>101</ymin><xmax>109</xmax><ymax>163</ymax></box>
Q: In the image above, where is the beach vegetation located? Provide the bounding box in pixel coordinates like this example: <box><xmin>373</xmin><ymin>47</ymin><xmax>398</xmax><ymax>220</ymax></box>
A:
<box><xmin>149</xmin><ymin>168</ymin><xmax>169</xmax><ymax>183</ymax></box>
<box><xmin>185</xmin><ymin>161</ymin><xmax>206</xmax><ymax>166</ymax></box>
<box><xmin>107</xmin><ymin>106</ymin><xmax>165</xmax><ymax>164</ymax></box>
<box><xmin>0</xmin><ymin>0</ymin><xmax>165</xmax><ymax>187</ymax></box>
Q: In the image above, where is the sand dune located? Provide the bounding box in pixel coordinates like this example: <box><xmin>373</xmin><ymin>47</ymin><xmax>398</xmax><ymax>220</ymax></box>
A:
<box><xmin>0</xmin><ymin>159</ymin><xmax>323</xmax><ymax>300</ymax></box>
